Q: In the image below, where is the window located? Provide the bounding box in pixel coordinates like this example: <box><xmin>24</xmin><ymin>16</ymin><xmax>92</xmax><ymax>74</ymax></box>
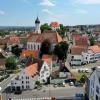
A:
<box><xmin>72</xmin><ymin>56</ymin><xmax>74</xmax><ymax>59</ymax></box>
<box><xmin>38</xmin><ymin>45</ymin><xmax>40</xmax><ymax>50</ymax></box>
<box><xmin>22</xmin><ymin>81</ymin><xmax>24</xmax><ymax>84</ymax></box>
<box><xmin>27</xmin><ymin>85</ymin><xmax>30</xmax><ymax>89</ymax></box>
<box><xmin>26</xmin><ymin>76</ymin><xmax>29</xmax><ymax>79</ymax></box>
<box><xmin>96</xmin><ymin>86</ymin><xmax>99</xmax><ymax>94</ymax></box>
<box><xmin>26</xmin><ymin>81</ymin><xmax>29</xmax><ymax>84</ymax></box>
<box><xmin>22</xmin><ymin>85</ymin><xmax>24</xmax><ymax>89</ymax></box>
<box><xmin>31</xmin><ymin>44</ymin><xmax>33</xmax><ymax>50</ymax></box>
<box><xmin>34</xmin><ymin>45</ymin><xmax>36</xmax><ymax>50</ymax></box>
<box><xmin>96</xmin><ymin>95</ymin><xmax>98</xmax><ymax>100</ymax></box>
<box><xmin>99</xmin><ymin>77</ymin><xmax>100</xmax><ymax>84</ymax></box>
<box><xmin>22</xmin><ymin>76</ymin><xmax>23</xmax><ymax>79</ymax></box>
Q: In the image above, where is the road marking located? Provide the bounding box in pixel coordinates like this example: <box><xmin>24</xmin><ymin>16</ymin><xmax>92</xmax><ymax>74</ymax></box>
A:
<box><xmin>11</xmin><ymin>97</ymin><xmax>51</xmax><ymax>100</ymax></box>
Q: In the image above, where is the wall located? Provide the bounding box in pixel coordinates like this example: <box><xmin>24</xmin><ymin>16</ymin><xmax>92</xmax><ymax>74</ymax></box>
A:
<box><xmin>89</xmin><ymin>70</ymin><xmax>100</xmax><ymax>100</ymax></box>
<box><xmin>11</xmin><ymin>70</ymin><xmax>36</xmax><ymax>90</ymax></box>
<box><xmin>70</xmin><ymin>55</ymin><xmax>82</xmax><ymax>66</ymax></box>
<box><xmin>27</xmin><ymin>42</ymin><xmax>41</xmax><ymax>51</ymax></box>
<box><xmin>39</xmin><ymin>62</ymin><xmax>50</xmax><ymax>83</ymax></box>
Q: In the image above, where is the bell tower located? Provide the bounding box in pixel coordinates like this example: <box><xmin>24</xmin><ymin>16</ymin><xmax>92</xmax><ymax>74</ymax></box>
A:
<box><xmin>35</xmin><ymin>17</ymin><xmax>41</xmax><ymax>34</ymax></box>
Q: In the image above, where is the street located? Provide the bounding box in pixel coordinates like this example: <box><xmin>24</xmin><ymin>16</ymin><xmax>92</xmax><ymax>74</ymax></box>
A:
<box><xmin>2</xmin><ymin>86</ymin><xmax>84</xmax><ymax>100</ymax></box>
<box><xmin>0</xmin><ymin>73</ymin><xmax>19</xmax><ymax>93</ymax></box>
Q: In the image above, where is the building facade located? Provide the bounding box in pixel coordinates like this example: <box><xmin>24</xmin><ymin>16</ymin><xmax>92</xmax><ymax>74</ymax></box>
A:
<box><xmin>11</xmin><ymin>61</ymin><xmax>51</xmax><ymax>91</ymax></box>
<box><xmin>88</xmin><ymin>66</ymin><xmax>100</xmax><ymax>100</ymax></box>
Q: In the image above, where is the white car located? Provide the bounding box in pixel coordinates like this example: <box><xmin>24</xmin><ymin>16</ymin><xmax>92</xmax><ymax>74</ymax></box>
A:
<box><xmin>69</xmin><ymin>82</ymin><xmax>74</xmax><ymax>86</ymax></box>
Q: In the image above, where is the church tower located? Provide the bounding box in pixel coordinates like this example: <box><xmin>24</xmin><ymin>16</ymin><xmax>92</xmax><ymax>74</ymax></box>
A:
<box><xmin>35</xmin><ymin>17</ymin><xmax>41</xmax><ymax>34</ymax></box>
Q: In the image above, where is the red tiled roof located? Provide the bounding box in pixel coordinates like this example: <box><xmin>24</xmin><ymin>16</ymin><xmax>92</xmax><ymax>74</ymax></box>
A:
<box><xmin>25</xmin><ymin>63</ymin><xmax>38</xmax><ymax>76</ymax></box>
<box><xmin>28</xmin><ymin>30</ymin><xmax>62</xmax><ymax>44</ymax></box>
<box><xmin>72</xmin><ymin>34</ymin><xmax>88</xmax><ymax>46</ymax></box>
<box><xmin>89</xmin><ymin>45</ymin><xmax>100</xmax><ymax>53</ymax></box>
<box><xmin>70</xmin><ymin>46</ymin><xmax>87</xmax><ymax>55</ymax></box>
<box><xmin>20</xmin><ymin>50</ymin><xmax>38</xmax><ymax>58</ymax></box>
<box><xmin>50</xmin><ymin>22</ymin><xmax>59</xmax><ymax>27</ymax></box>
<box><xmin>95</xmin><ymin>41</ymin><xmax>100</xmax><ymax>47</ymax></box>
<box><xmin>0</xmin><ymin>36</ymin><xmax>20</xmax><ymax>45</ymax></box>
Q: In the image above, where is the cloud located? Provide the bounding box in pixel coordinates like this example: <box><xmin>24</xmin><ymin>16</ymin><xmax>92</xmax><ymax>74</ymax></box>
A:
<box><xmin>74</xmin><ymin>0</ymin><xmax>100</xmax><ymax>4</ymax></box>
<box><xmin>39</xmin><ymin>0</ymin><xmax>55</xmax><ymax>7</ymax></box>
<box><xmin>0</xmin><ymin>10</ymin><xmax>5</xmax><ymax>15</ymax></box>
<box><xmin>76</xmin><ymin>9</ymin><xmax>88</xmax><ymax>14</ymax></box>
<box><xmin>42</xmin><ymin>9</ymin><xmax>53</xmax><ymax>15</ymax></box>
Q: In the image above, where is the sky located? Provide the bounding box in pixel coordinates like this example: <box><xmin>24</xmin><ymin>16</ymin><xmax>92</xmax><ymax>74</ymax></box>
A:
<box><xmin>0</xmin><ymin>0</ymin><xmax>100</xmax><ymax>26</ymax></box>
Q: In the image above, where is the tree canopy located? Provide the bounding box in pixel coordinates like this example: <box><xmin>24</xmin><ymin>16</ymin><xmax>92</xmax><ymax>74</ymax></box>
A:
<box><xmin>40</xmin><ymin>39</ymin><xmax>51</xmax><ymax>58</ymax></box>
<box><xmin>54</xmin><ymin>41</ymin><xmax>69</xmax><ymax>61</ymax></box>
<box><xmin>40</xmin><ymin>23</ymin><xmax>50</xmax><ymax>33</ymax></box>
<box><xmin>89</xmin><ymin>37</ymin><xmax>96</xmax><ymax>46</ymax></box>
<box><xmin>5</xmin><ymin>56</ymin><xmax>17</xmax><ymax>70</ymax></box>
<box><xmin>56</xmin><ymin>24</ymin><xmax>69</xmax><ymax>37</ymax></box>
<box><xmin>11</xmin><ymin>45</ymin><xmax>22</xmax><ymax>57</ymax></box>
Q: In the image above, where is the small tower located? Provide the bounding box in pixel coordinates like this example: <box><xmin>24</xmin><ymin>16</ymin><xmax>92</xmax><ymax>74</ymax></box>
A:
<box><xmin>35</xmin><ymin>17</ymin><xmax>41</xmax><ymax>34</ymax></box>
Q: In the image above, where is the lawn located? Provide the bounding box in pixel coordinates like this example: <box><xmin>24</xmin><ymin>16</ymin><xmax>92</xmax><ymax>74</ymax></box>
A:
<box><xmin>72</xmin><ymin>72</ymin><xmax>87</xmax><ymax>81</ymax></box>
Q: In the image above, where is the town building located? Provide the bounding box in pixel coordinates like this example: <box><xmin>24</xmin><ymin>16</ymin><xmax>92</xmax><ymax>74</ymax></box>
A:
<box><xmin>11</xmin><ymin>59</ymin><xmax>51</xmax><ymax>91</ymax></box>
<box><xmin>88</xmin><ymin>66</ymin><xmax>100</xmax><ymax>100</ymax></box>
<box><xmin>68</xmin><ymin>46</ymin><xmax>87</xmax><ymax>66</ymax></box>
<box><xmin>27</xmin><ymin>18</ymin><xmax>62</xmax><ymax>51</ymax></box>
<box><xmin>50</xmin><ymin>22</ymin><xmax>60</xmax><ymax>31</ymax></box>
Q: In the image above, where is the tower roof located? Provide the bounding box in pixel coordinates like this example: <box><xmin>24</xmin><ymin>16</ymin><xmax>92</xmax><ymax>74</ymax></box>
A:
<box><xmin>35</xmin><ymin>17</ymin><xmax>40</xmax><ymax>24</ymax></box>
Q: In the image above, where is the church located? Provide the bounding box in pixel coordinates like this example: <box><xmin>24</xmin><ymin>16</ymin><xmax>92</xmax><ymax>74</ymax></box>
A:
<box><xmin>27</xmin><ymin>17</ymin><xmax>63</xmax><ymax>51</ymax></box>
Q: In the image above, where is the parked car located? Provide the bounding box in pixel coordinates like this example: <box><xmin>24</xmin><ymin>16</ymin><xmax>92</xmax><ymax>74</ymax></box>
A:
<box><xmin>53</xmin><ymin>84</ymin><xmax>57</xmax><ymax>88</ymax></box>
<box><xmin>57</xmin><ymin>83</ymin><xmax>65</xmax><ymax>87</ymax></box>
<box><xmin>14</xmin><ymin>90</ymin><xmax>22</xmax><ymax>94</ymax></box>
<box><xmin>74</xmin><ymin>81</ymin><xmax>83</xmax><ymax>87</ymax></box>
<box><xmin>69</xmin><ymin>82</ymin><xmax>74</xmax><ymax>86</ymax></box>
<box><xmin>75</xmin><ymin>93</ymin><xmax>84</xmax><ymax>99</ymax></box>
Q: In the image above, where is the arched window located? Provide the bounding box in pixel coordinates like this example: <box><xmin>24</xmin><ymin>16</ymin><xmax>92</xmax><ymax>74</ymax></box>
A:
<box><xmin>34</xmin><ymin>45</ymin><xmax>36</xmax><ymax>50</ymax></box>
<box><xmin>31</xmin><ymin>44</ymin><xmax>33</xmax><ymax>50</ymax></box>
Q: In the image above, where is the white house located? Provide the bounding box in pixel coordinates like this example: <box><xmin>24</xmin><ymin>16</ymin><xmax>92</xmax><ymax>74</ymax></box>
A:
<box><xmin>50</xmin><ymin>22</ymin><xmax>60</xmax><ymax>31</ymax></box>
<box><xmin>82</xmin><ymin>51</ymin><xmax>94</xmax><ymax>64</ymax></box>
<box><xmin>68</xmin><ymin>45</ymin><xmax>100</xmax><ymax>66</ymax></box>
<box><xmin>88</xmin><ymin>66</ymin><xmax>100</xmax><ymax>100</ymax></box>
<box><xmin>11</xmin><ymin>60</ymin><xmax>51</xmax><ymax>91</ymax></box>
<box><xmin>68</xmin><ymin>46</ymin><xmax>87</xmax><ymax>66</ymax></box>
<box><xmin>82</xmin><ymin>45</ymin><xmax>100</xmax><ymax>63</ymax></box>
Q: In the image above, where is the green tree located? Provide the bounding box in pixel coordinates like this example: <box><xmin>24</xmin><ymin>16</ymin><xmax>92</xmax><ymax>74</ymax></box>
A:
<box><xmin>40</xmin><ymin>39</ymin><xmax>51</xmax><ymax>58</ymax></box>
<box><xmin>56</xmin><ymin>24</ymin><xmax>68</xmax><ymax>37</ymax></box>
<box><xmin>80</xmin><ymin>74</ymin><xmax>87</xmax><ymax>83</ymax></box>
<box><xmin>54</xmin><ymin>41</ymin><xmax>69</xmax><ymax>61</ymax></box>
<box><xmin>40</xmin><ymin>23</ymin><xmax>50</xmax><ymax>33</ymax></box>
<box><xmin>11</xmin><ymin>45</ymin><xmax>22</xmax><ymax>57</ymax></box>
<box><xmin>89</xmin><ymin>37</ymin><xmax>96</xmax><ymax>46</ymax></box>
<box><xmin>5</xmin><ymin>56</ymin><xmax>17</xmax><ymax>70</ymax></box>
<box><xmin>35</xmin><ymin>81</ymin><xmax>41</xmax><ymax>86</ymax></box>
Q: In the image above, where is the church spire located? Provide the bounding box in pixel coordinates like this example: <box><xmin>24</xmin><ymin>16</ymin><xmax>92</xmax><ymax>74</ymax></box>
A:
<box><xmin>35</xmin><ymin>17</ymin><xmax>41</xmax><ymax>34</ymax></box>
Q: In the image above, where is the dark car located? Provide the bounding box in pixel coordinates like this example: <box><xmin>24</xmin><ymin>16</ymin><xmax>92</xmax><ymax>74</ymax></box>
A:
<box><xmin>14</xmin><ymin>90</ymin><xmax>22</xmax><ymax>94</ymax></box>
<box><xmin>74</xmin><ymin>81</ymin><xmax>83</xmax><ymax>87</ymax></box>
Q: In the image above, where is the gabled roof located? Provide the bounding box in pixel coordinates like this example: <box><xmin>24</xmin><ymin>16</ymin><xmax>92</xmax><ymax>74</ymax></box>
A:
<box><xmin>50</xmin><ymin>22</ymin><xmax>59</xmax><ymax>27</ymax></box>
<box><xmin>25</xmin><ymin>63</ymin><xmax>38</xmax><ymax>76</ymax></box>
<box><xmin>72</xmin><ymin>34</ymin><xmax>89</xmax><ymax>46</ymax></box>
<box><xmin>89</xmin><ymin>45</ymin><xmax>100</xmax><ymax>53</ymax></box>
<box><xmin>42</xmin><ymin>55</ymin><xmax>52</xmax><ymax>68</ymax></box>
<box><xmin>70</xmin><ymin>46</ymin><xmax>87</xmax><ymax>55</ymax></box>
<box><xmin>27</xmin><ymin>30</ymin><xmax>62</xmax><ymax>44</ymax></box>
